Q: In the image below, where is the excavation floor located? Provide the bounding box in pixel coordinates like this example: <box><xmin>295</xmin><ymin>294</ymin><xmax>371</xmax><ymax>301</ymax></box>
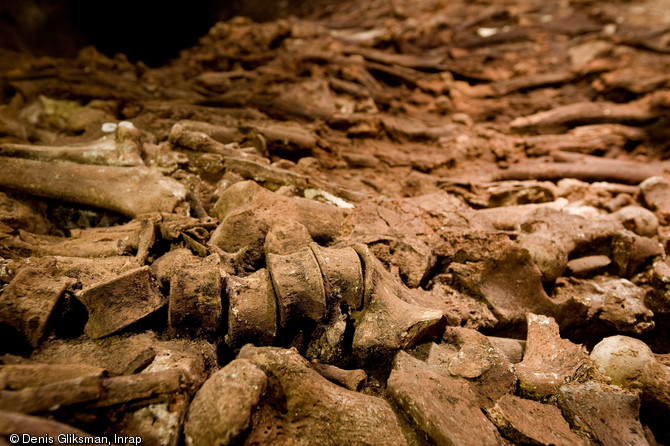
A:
<box><xmin>1</xmin><ymin>0</ymin><xmax>670</xmax><ymax>445</ymax></box>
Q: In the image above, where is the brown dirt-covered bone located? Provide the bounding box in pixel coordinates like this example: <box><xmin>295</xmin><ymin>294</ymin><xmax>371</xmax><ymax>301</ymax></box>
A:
<box><xmin>495</xmin><ymin>160</ymin><xmax>662</xmax><ymax>185</ymax></box>
<box><xmin>449</xmin><ymin>241</ymin><xmax>558</xmax><ymax>325</ymax></box>
<box><xmin>249</xmin><ymin>122</ymin><xmax>319</xmax><ymax>152</ymax></box>
<box><xmin>220</xmin><ymin>156</ymin><xmax>366</xmax><ymax>203</ymax></box>
<box><xmin>169</xmin><ymin>261</ymin><xmax>223</xmax><ymax>334</ymax></box>
<box><xmin>388</xmin><ymin>368</ymin><xmax>502</xmax><ymax>446</ymax></box>
<box><xmin>76</xmin><ymin>266</ymin><xmax>166</xmax><ymax>339</ymax></box>
<box><xmin>173</xmin><ymin>120</ymin><xmax>238</xmax><ymax>145</ymax></box>
<box><xmin>309</xmin><ymin>242</ymin><xmax>364</xmax><ymax>310</ymax></box>
<box><xmin>30</xmin><ymin>332</ymin><xmax>162</xmax><ymax>375</ymax></box>
<box><xmin>439</xmin><ymin>327</ymin><xmax>518</xmax><ymax>409</ymax></box>
<box><xmin>0</xmin><ymin>375</ymin><xmax>102</xmax><ymax>413</ymax></box>
<box><xmin>263</xmin><ymin>220</ymin><xmax>313</xmax><ymax>255</ymax></box>
<box><xmin>509</xmin><ymin>98</ymin><xmax>658</xmax><ymax>132</ymax></box>
<box><xmin>113</xmin><ymin>392</ymin><xmax>189</xmax><ymax>446</ymax></box>
<box><xmin>42</xmin><ymin>256</ymin><xmax>140</xmax><ymax>288</ymax></box>
<box><xmin>267</xmin><ymin>246</ymin><xmax>327</xmax><ymax>329</ymax></box>
<box><xmin>134</xmin><ymin>338</ymin><xmax>212</xmax><ymax>394</ymax></box>
<box><xmin>0</xmin><ymin>267</ymin><xmax>73</xmax><ymax>348</ymax></box>
<box><xmin>487</xmin><ymin>336</ymin><xmax>526</xmax><ymax>364</ymax></box>
<box><xmin>611</xmin><ymin>205</ymin><xmax>659</xmax><ymax>238</ymax></box>
<box><xmin>309</xmin><ymin>361</ymin><xmax>367</xmax><ymax>392</ymax></box>
<box><xmin>225</xmin><ymin>268</ymin><xmax>277</xmax><ymax>349</ymax></box>
<box><xmin>0</xmin><ymin>156</ymin><xmax>186</xmax><ymax>218</ymax></box>
<box><xmin>590</xmin><ymin>335</ymin><xmax>670</xmax><ymax>421</ymax></box>
<box><xmin>610</xmin><ymin>229</ymin><xmax>662</xmax><ymax>278</ymax></box>
<box><xmin>89</xmin><ymin>369</ymin><xmax>183</xmax><ymax>408</ymax></box>
<box><xmin>646</xmin><ymin>260</ymin><xmax>670</xmax><ymax>317</ymax></box>
<box><xmin>640</xmin><ymin>176</ymin><xmax>670</xmax><ymax>224</ymax></box>
<box><xmin>485</xmin><ymin>394</ymin><xmax>583</xmax><ymax>446</ymax></box>
<box><xmin>0</xmin><ymin>191</ymin><xmax>49</xmax><ymax>235</ymax></box>
<box><xmin>350</xmin><ymin>244</ymin><xmax>445</xmax><ymax>358</ymax></box>
<box><xmin>209</xmin><ymin>180</ymin><xmax>346</xmax><ymax>268</ymax></box>
<box><xmin>30</xmin><ymin>332</ymin><xmax>215</xmax><ymax>390</ymax></box>
<box><xmin>394</xmin><ymin>336</ymin><xmax>517</xmax><ymax>412</ymax></box>
<box><xmin>237</xmin><ymin>345</ymin><xmax>408</xmax><ymax>446</ymax></box>
<box><xmin>169</xmin><ymin>122</ymin><xmax>260</xmax><ymax>159</ymax></box>
<box><xmin>110</xmin><ymin>393</ymin><xmax>191</xmax><ymax>446</ymax></box>
<box><xmin>558</xmin><ymin>381</ymin><xmax>649</xmax><ymax>446</ymax></box>
<box><xmin>305</xmin><ymin>308</ymin><xmax>349</xmax><ymax>364</ymax></box>
<box><xmin>553</xmin><ymin>276</ymin><xmax>654</xmax><ymax>335</ymax></box>
<box><xmin>150</xmin><ymin>248</ymin><xmax>201</xmax><ymax>288</ymax></box>
<box><xmin>0</xmin><ymin>410</ymin><xmax>95</xmax><ymax>440</ymax></box>
<box><xmin>0</xmin><ymin>121</ymin><xmax>143</xmax><ymax>166</ymax></box>
<box><xmin>477</xmin><ymin>198</ymin><xmax>568</xmax><ymax>230</ymax></box>
<box><xmin>566</xmin><ymin>255</ymin><xmax>612</xmax><ymax>277</ymax></box>
<box><xmin>0</xmin><ymin>363</ymin><xmax>106</xmax><ymax>390</ymax></box>
<box><xmin>1</xmin><ymin>221</ymin><xmax>145</xmax><ymax>259</ymax></box>
<box><xmin>260</xmin><ymin>78</ymin><xmax>337</xmax><ymax>121</ymax></box>
<box><xmin>338</xmin><ymin>199</ymin><xmax>437</xmax><ymax>288</ymax></box>
<box><xmin>183</xmin><ymin>358</ymin><xmax>267</xmax><ymax>446</ymax></box>
<box><xmin>482</xmin><ymin>204</ymin><xmax>660</xmax><ymax>282</ymax></box>
<box><xmin>169</xmin><ymin>122</ymin><xmax>231</xmax><ymax>155</ymax></box>
<box><xmin>522</xmin><ymin>124</ymin><xmax>646</xmax><ymax>156</ymax></box>
<box><xmin>515</xmin><ymin>313</ymin><xmax>601</xmax><ymax>399</ymax></box>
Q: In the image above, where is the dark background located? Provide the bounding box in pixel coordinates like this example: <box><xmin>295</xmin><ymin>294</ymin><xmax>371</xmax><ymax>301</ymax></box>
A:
<box><xmin>0</xmin><ymin>0</ymin><xmax>334</xmax><ymax>66</ymax></box>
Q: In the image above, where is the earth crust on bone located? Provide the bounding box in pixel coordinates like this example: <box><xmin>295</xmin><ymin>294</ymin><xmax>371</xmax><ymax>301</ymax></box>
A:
<box><xmin>1</xmin><ymin>0</ymin><xmax>670</xmax><ymax>445</ymax></box>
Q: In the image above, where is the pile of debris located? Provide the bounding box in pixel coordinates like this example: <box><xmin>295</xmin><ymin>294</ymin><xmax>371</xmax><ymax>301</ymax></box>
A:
<box><xmin>1</xmin><ymin>0</ymin><xmax>670</xmax><ymax>444</ymax></box>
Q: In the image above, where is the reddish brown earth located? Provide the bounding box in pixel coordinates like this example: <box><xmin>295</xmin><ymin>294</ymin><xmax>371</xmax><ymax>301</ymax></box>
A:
<box><xmin>1</xmin><ymin>0</ymin><xmax>670</xmax><ymax>444</ymax></box>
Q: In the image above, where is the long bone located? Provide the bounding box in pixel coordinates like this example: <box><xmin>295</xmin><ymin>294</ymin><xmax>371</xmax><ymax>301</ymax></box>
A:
<box><xmin>0</xmin><ymin>121</ymin><xmax>143</xmax><ymax>166</ymax></box>
<box><xmin>0</xmin><ymin>156</ymin><xmax>186</xmax><ymax>218</ymax></box>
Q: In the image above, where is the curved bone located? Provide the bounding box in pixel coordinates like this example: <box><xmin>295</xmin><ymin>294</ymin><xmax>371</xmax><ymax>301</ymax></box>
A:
<box><xmin>351</xmin><ymin>245</ymin><xmax>445</xmax><ymax>358</ymax></box>
<box><xmin>267</xmin><ymin>246</ymin><xmax>326</xmax><ymax>329</ymax></box>
<box><xmin>310</xmin><ymin>243</ymin><xmax>364</xmax><ymax>310</ymax></box>
<box><xmin>225</xmin><ymin>269</ymin><xmax>277</xmax><ymax>349</ymax></box>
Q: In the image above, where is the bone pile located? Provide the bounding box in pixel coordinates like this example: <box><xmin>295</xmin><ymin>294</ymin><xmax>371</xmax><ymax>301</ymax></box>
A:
<box><xmin>1</xmin><ymin>0</ymin><xmax>670</xmax><ymax>444</ymax></box>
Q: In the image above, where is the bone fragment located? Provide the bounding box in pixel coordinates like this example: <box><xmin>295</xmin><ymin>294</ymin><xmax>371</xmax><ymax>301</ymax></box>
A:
<box><xmin>0</xmin><ymin>157</ymin><xmax>186</xmax><ymax>218</ymax></box>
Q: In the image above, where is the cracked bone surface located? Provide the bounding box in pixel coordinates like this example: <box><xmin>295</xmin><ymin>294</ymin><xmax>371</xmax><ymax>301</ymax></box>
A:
<box><xmin>236</xmin><ymin>345</ymin><xmax>408</xmax><ymax>446</ymax></box>
<box><xmin>0</xmin><ymin>156</ymin><xmax>186</xmax><ymax>218</ymax></box>
<box><xmin>183</xmin><ymin>358</ymin><xmax>267</xmax><ymax>446</ymax></box>
<box><xmin>0</xmin><ymin>267</ymin><xmax>73</xmax><ymax>347</ymax></box>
